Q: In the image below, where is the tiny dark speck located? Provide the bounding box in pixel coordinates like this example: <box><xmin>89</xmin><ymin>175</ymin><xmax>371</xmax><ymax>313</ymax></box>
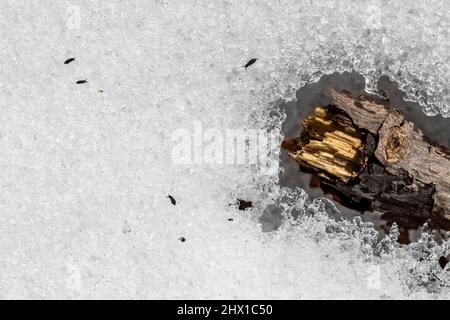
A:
<box><xmin>168</xmin><ymin>194</ymin><xmax>176</xmax><ymax>205</ymax></box>
<box><xmin>439</xmin><ymin>256</ymin><xmax>448</xmax><ymax>269</ymax></box>
<box><xmin>179</xmin><ymin>236</ymin><xmax>186</xmax><ymax>242</ymax></box>
<box><xmin>64</xmin><ymin>57</ymin><xmax>76</xmax><ymax>64</ymax></box>
<box><xmin>244</xmin><ymin>58</ymin><xmax>257</xmax><ymax>69</ymax></box>
<box><xmin>237</xmin><ymin>199</ymin><xmax>253</xmax><ymax>211</ymax></box>
<box><xmin>228</xmin><ymin>218</ymin><xmax>234</xmax><ymax>221</ymax></box>
<box><xmin>76</xmin><ymin>79</ymin><xmax>88</xmax><ymax>84</ymax></box>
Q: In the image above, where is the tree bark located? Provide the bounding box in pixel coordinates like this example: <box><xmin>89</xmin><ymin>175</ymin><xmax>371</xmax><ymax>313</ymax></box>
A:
<box><xmin>282</xmin><ymin>89</ymin><xmax>450</xmax><ymax>230</ymax></box>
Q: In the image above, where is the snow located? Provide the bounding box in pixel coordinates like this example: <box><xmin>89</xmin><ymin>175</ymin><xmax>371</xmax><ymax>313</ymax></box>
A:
<box><xmin>0</xmin><ymin>0</ymin><xmax>448</xmax><ymax>298</ymax></box>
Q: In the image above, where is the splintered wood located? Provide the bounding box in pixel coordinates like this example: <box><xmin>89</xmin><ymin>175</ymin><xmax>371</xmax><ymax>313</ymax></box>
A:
<box><xmin>292</xmin><ymin>106</ymin><xmax>365</xmax><ymax>182</ymax></box>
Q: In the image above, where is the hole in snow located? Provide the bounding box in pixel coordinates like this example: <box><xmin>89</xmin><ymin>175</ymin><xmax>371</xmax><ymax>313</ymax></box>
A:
<box><xmin>260</xmin><ymin>72</ymin><xmax>450</xmax><ymax>243</ymax></box>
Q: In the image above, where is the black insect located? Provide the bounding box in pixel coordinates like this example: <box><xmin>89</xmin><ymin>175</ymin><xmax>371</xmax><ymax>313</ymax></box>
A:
<box><xmin>236</xmin><ymin>199</ymin><xmax>253</xmax><ymax>211</ymax></box>
<box><xmin>168</xmin><ymin>194</ymin><xmax>176</xmax><ymax>206</ymax></box>
<box><xmin>179</xmin><ymin>236</ymin><xmax>186</xmax><ymax>243</ymax></box>
<box><xmin>76</xmin><ymin>79</ymin><xmax>88</xmax><ymax>84</ymax></box>
<box><xmin>243</xmin><ymin>58</ymin><xmax>257</xmax><ymax>69</ymax></box>
<box><xmin>64</xmin><ymin>57</ymin><xmax>76</xmax><ymax>64</ymax></box>
<box><xmin>439</xmin><ymin>256</ymin><xmax>448</xmax><ymax>269</ymax></box>
<box><xmin>228</xmin><ymin>218</ymin><xmax>234</xmax><ymax>222</ymax></box>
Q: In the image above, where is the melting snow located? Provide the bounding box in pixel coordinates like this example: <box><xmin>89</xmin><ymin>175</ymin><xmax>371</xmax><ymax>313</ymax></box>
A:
<box><xmin>0</xmin><ymin>0</ymin><xmax>448</xmax><ymax>298</ymax></box>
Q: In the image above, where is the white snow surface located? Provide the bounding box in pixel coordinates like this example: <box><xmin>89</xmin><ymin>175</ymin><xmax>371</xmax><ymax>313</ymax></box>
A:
<box><xmin>0</xmin><ymin>0</ymin><xmax>449</xmax><ymax>299</ymax></box>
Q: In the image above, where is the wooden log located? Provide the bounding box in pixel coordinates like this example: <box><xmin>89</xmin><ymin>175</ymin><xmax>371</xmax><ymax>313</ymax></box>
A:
<box><xmin>282</xmin><ymin>89</ymin><xmax>450</xmax><ymax>230</ymax></box>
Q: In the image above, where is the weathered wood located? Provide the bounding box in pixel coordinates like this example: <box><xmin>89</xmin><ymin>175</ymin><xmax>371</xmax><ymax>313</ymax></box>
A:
<box><xmin>374</xmin><ymin>110</ymin><xmax>450</xmax><ymax>226</ymax></box>
<box><xmin>283</xmin><ymin>89</ymin><xmax>450</xmax><ymax>230</ymax></box>
<box><xmin>329</xmin><ymin>89</ymin><xmax>389</xmax><ymax>134</ymax></box>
